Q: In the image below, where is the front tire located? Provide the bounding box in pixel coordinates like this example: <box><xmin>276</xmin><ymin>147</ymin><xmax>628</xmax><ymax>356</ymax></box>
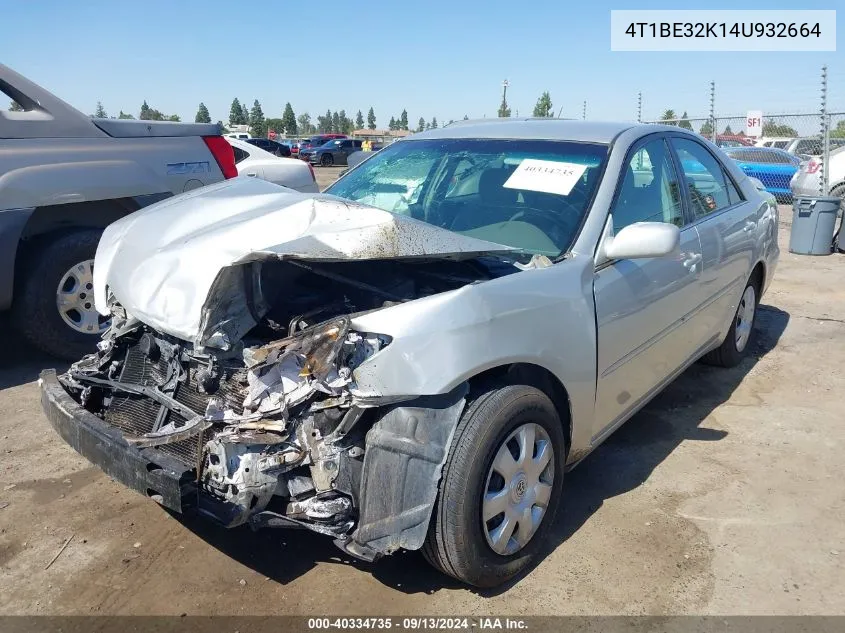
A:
<box><xmin>321</xmin><ymin>153</ymin><xmax>334</xmax><ymax>167</ymax></box>
<box><xmin>701</xmin><ymin>278</ymin><xmax>758</xmax><ymax>368</ymax></box>
<box><xmin>11</xmin><ymin>229</ymin><xmax>109</xmax><ymax>360</ymax></box>
<box><xmin>422</xmin><ymin>384</ymin><xmax>566</xmax><ymax>588</ymax></box>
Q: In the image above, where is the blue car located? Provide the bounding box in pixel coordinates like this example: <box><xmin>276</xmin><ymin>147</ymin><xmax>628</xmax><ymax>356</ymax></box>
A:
<box><xmin>722</xmin><ymin>147</ymin><xmax>799</xmax><ymax>200</ymax></box>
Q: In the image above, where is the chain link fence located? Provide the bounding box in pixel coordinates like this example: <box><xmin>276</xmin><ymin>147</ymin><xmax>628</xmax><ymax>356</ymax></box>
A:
<box><xmin>642</xmin><ymin>112</ymin><xmax>845</xmax><ymax>198</ymax></box>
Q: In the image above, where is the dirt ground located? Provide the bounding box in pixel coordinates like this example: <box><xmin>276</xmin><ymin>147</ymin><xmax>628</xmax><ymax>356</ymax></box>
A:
<box><xmin>0</xmin><ymin>189</ymin><xmax>843</xmax><ymax>615</ymax></box>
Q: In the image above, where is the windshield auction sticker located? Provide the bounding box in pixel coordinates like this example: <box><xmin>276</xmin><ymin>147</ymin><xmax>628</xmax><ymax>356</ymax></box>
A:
<box><xmin>610</xmin><ymin>10</ymin><xmax>835</xmax><ymax>51</ymax></box>
<box><xmin>503</xmin><ymin>159</ymin><xmax>588</xmax><ymax>196</ymax></box>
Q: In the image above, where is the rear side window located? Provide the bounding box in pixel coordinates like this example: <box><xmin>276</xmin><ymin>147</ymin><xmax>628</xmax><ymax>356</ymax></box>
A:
<box><xmin>671</xmin><ymin>138</ymin><xmax>740</xmax><ymax>220</ymax></box>
<box><xmin>232</xmin><ymin>146</ymin><xmax>249</xmax><ymax>164</ymax></box>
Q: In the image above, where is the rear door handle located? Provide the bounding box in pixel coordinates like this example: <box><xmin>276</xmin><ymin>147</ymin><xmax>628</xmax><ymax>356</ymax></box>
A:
<box><xmin>683</xmin><ymin>253</ymin><xmax>702</xmax><ymax>273</ymax></box>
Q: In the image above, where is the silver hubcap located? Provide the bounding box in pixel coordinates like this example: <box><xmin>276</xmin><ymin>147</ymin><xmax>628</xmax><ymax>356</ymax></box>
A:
<box><xmin>56</xmin><ymin>259</ymin><xmax>109</xmax><ymax>335</ymax></box>
<box><xmin>482</xmin><ymin>422</ymin><xmax>554</xmax><ymax>556</ymax></box>
<box><xmin>734</xmin><ymin>285</ymin><xmax>756</xmax><ymax>352</ymax></box>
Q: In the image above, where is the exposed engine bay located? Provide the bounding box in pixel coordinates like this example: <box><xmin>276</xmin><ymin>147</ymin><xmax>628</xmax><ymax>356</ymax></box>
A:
<box><xmin>59</xmin><ymin>256</ymin><xmax>516</xmax><ymax>557</ymax></box>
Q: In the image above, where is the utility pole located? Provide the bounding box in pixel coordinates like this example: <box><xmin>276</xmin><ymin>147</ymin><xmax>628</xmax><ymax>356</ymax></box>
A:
<box><xmin>501</xmin><ymin>79</ymin><xmax>509</xmax><ymax>117</ymax></box>
<box><xmin>637</xmin><ymin>92</ymin><xmax>642</xmax><ymax>123</ymax></box>
<box><xmin>821</xmin><ymin>65</ymin><xmax>829</xmax><ymax>195</ymax></box>
<box><xmin>582</xmin><ymin>100</ymin><xmax>587</xmax><ymax>120</ymax></box>
<box><xmin>709</xmin><ymin>80</ymin><xmax>716</xmax><ymax>142</ymax></box>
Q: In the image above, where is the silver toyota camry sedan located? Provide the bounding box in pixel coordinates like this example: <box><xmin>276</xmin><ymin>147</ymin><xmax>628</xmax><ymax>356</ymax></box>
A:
<box><xmin>40</xmin><ymin>119</ymin><xmax>779</xmax><ymax>588</ymax></box>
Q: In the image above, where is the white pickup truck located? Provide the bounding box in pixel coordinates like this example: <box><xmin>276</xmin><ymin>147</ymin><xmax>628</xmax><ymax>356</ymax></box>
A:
<box><xmin>0</xmin><ymin>65</ymin><xmax>311</xmax><ymax>359</ymax></box>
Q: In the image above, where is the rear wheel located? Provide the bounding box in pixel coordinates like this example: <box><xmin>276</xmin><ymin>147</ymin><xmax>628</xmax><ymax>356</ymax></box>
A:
<box><xmin>701</xmin><ymin>278</ymin><xmax>758</xmax><ymax>368</ymax></box>
<box><xmin>422</xmin><ymin>384</ymin><xmax>566</xmax><ymax>587</ymax></box>
<box><xmin>321</xmin><ymin>153</ymin><xmax>334</xmax><ymax>167</ymax></box>
<box><xmin>11</xmin><ymin>230</ymin><xmax>109</xmax><ymax>360</ymax></box>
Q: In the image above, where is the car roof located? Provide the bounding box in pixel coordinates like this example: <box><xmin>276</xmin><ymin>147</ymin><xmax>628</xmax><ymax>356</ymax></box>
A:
<box><xmin>409</xmin><ymin>119</ymin><xmax>643</xmax><ymax>143</ymax></box>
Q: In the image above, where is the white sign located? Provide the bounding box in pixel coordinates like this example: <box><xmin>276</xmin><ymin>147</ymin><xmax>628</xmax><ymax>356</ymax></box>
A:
<box><xmin>746</xmin><ymin>111</ymin><xmax>763</xmax><ymax>137</ymax></box>
<box><xmin>503</xmin><ymin>159</ymin><xmax>588</xmax><ymax>196</ymax></box>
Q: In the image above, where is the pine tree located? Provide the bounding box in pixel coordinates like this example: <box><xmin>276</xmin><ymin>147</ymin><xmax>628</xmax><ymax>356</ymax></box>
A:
<box><xmin>417</xmin><ymin>117</ymin><xmax>425</xmax><ymax>132</ymax></box>
<box><xmin>281</xmin><ymin>103</ymin><xmax>297</xmax><ymax>135</ymax></box>
<box><xmin>430</xmin><ymin>117</ymin><xmax>438</xmax><ymax>129</ymax></box>
<box><xmin>140</xmin><ymin>100</ymin><xmax>151</xmax><ymax>119</ymax></box>
<box><xmin>195</xmin><ymin>103</ymin><xmax>211</xmax><ymax>123</ymax></box>
<box><xmin>8</xmin><ymin>100</ymin><xmax>23</xmax><ymax>112</ymax></box>
<box><xmin>399</xmin><ymin>109</ymin><xmax>409</xmax><ymax>130</ymax></box>
<box><xmin>367</xmin><ymin>107</ymin><xmax>376</xmax><ymax>130</ymax></box>
<box><xmin>678</xmin><ymin>111</ymin><xmax>693</xmax><ymax>130</ymax></box>
<box><xmin>497</xmin><ymin>96</ymin><xmax>511</xmax><ymax>118</ymax></box>
<box><xmin>249</xmin><ymin>100</ymin><xmax>266</xmax><ymax>138</ymax></box>
<box><xmin>700</xmin><ymin>119</ymin><xmax>714</xmax><ymax>137</ymax></box>
<box><xmin>240</xmin><ymin>102</ymin><xmax>250</xmax><ymax>126</ymax></box>
<box><xmin>298</xmin><ymin>112</ymin><xmax>313</xmax><ymax>135</ymax></box>
<box><xmin>532</xmin><ymin>92</ymin><xmax>553</xmax><ymax>117</ymax></box>
<box><xmin>94</xmin><ymin>101</ymin><xmax>107</xmax><ymax>118</ymax></box>
<box><xmin>355</xmin><ymin>110</ymin><xmax>364</xmax><ymax>130</ymax></box>
<box><xmin>229</xmin><ymin>98</ymin><xmax>244</xmax><ymax>126</ymax></box>
<box><xmin>463</xmin><ymin>114</ymin><xmax>469</xmax><ymax>120</ymax></box>
<box><xmin>117</xmin><ymin>110</ymin><xmax>134</xmax><ymax>119</ymax></box>
<box><xmin>331</xmin><ymin>111</ymin><xmax>341</xmax><ymax>133</ymax></box>
<box><xmin>338</xmin><ymin>109</ymin><xmax>352</xmax><ymax>134</ymax></box>
<box><xmin>388</xmin><ymin>116</ymin><xmax>396</xmax><ymax>130</ymax></box>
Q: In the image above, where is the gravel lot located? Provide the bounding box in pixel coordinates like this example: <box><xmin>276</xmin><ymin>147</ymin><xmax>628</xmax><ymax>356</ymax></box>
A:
<box><xmin>1</xmin><ymin>193</ymin><xmax>843</xmax><ymax>615</ymax></box>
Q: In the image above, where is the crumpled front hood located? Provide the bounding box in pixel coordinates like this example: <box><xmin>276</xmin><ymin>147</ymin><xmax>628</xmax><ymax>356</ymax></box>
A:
<box><xmin>94</xmin><ymin>176</ymin><xmax>513</xmax><ymax>344</ymax></box>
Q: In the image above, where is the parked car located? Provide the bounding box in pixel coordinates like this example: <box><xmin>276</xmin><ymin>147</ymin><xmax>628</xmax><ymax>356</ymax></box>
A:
<box><xmin>288</xmin><ymin>140</ymin><xmax>300</xmax><ymax>157</ymax></box>
<box><xmin>245</xmin><ymin>138</ymin><xmax>292</xmax><ymax>157</ymax></box>
<box><xmin>40</xmin><ymin>120</ymin><xmax>778</xmax><ymax>588</ymax></box>
<box><xmin>297</xmin><ymin>134</ymin><xmax>347</xmax><ymax>156</ymax></box>
<box><xmin>790</xmin><ymin>145</ymin><xmax>845</xmax><ymax>200</ymax></box>
<box><xmin>754</xmin><ymin>137</ymin><xmax>795</xmax><ymax>149</ymax></box>
<box><xmin>722</xmin><ymin>146</ymin><xmax>799</xmax><ymax>201</ymax></box>
<box><xmin>0</xmin><ymin>64</ymin><xmax>237</xmax><ymax>359</ymax></box>
<box><xmin>783</xmin><ymin>137</ymin><xmax>845</xmax><ymax>158</ymax></box>
<box><xmin>308</xmin><ymin>138</ymin><xmax>364</xmax><ymax>166</ymax></box>
<box><xmin>226</xmin><ymin>132</ymin><xmax>251</xmax><ymax>140</ymax></box>
<box><xmin>226</xmin><ymin>137</ymin><xmax>318</xmax><ymax>192</ymax></box>
<box><xmin>714</xmin><ymin>134</ymin><xmax>754</xmax><ymax>148</ymax></box>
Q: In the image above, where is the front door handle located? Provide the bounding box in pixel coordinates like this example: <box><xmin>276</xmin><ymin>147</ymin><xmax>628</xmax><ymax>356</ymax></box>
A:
<box><xmin>743</xmin><ymin>221</ymin><xmax>756</xmax><ymax>233</ymax></box>
<box><xmin>683</xmin><ymin>253</ymin><xmax>702</xmax><ymax>274</ymax></box>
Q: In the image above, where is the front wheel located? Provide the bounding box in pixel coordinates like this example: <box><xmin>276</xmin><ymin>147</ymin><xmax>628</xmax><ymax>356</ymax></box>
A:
<box><xmin>320</xmin><ymin>153</ymin><xmax>334</xmax><ymax>167</ymax></box>
<box><xmin>422</xmin><ymin>384</ymin><xmax>566</xmax><ymax>587</ymax></box>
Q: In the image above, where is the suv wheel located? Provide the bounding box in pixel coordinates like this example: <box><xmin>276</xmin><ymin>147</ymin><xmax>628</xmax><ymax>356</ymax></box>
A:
<box><xmin>321</xmin><ymin>153</ymin><xmax>334</xmax><ymax>167</ymax></box>
<box><xmin>422</xmin><ymin>384</ymin><xmax>565</xmax><ymax>587</ymax></box>
<box><xmin>12</xmin><ymin>230</ymin><xmax>109</xmax><ymax>360</ymax></box>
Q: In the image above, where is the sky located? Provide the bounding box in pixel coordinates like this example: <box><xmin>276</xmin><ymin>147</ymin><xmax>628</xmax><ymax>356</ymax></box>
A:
<box><xmin>2</xmin><ymin>0</ymin><xmax>843</xmax><ymax>128</ymax></box>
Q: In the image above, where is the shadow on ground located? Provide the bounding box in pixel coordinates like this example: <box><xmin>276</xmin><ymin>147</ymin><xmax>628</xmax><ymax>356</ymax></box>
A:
<box><xmin>173</xmin><ymin>304</ymin><xmax>790</xmax><ymax>595</ymax></box>
<box><xmin>0</xmin><ymin>315</ymin><xmax>68</xmax><ymax>390</ymax></box>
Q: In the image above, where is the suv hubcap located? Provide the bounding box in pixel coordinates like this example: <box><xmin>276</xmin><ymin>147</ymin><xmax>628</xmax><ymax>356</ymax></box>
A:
<box><xmin>735</xmin><ymin>285</ymin><xmax>756</xmax><ymax>352</ymax></box>
<box><xmin>482</xmin><ymin>422</ymin><xmax>554</xmax><ymax>556</ymax></box>
<box><xmin>56</xmin><ymin>259</ymin><xmax>110</xmax><ymax>335</ymax></box>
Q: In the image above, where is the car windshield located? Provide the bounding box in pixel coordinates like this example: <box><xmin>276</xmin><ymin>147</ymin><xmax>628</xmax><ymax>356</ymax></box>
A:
<box><xmin>324</xmin><ymin>138</ymin><xmax>608</xmax><ymax>257</ymax></box>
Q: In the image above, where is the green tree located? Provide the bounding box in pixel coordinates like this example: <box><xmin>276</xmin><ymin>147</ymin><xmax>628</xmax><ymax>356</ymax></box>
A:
<box><xmin>281</xmin><ymin>102</ymin><xmax>297</xmax><ymax>135</ymax></box>
<box><xmin>140</xmin><ymin>100</ymin><xmax>151</xmax><ymax>119</ymax></box>
<box><xmin>317</xmin><ymin>110</ymin><xmax>332</xmax><ymax>133</ymax></box>
<box><xmin>8</xmin><ymin>100</ymin><xmax>23</xmax><ymax>111</ymax></box>
<box><xmin>331</xmin><ymin>111</ymin><xmax>341</xmax><ymax>133</ymax></box>
<box><xmin>117</xmin><ymin>110</ymin><xmax>134</xmax><ymax>119</ymax></box>
<box><xmin>660</xmin><ymin>109</ymin><xmax>677</xmax><ymax>125</ymax></box>
<box><xmin>400</xmin><ymin>109</ymin><xmax>409</xmax><ymax>130</ymax></box>
<box><xmin>218</xmin><ymin>121</ymin><xmax>229</xmax><ymax>134</ymax></box>
<box><xmin>338</xmin><ymin>109</ymin><xmax>352</xmax><ymax>134</ymax></box>
<box><xmin>367</xmin><ymin>107</ymin><xmax>376</xmax><ymax>130</ymax></box>
<box><xmin>830</xmin><ymin>120</ymin><xmax>845</xmax><ymax>139</ymax></box>
<box><xmin>195</xmin><ymin>102</ymin><xmax>211</xmax><ymax>123</ymax></box>
<box><xmin>497</xmin><ymin>95</ymin><xmax>511</xmax><ymax>118</ymax></box>
<box><xmin>463</xmin><ymin>114</ymin><xmax>469</xmax><ymax>120</ymax></box>
<box><xmin>139</xmin><ymin>101</ymin><xmax>168</xmax><ymax>121</ymax></box>
<box><xmin>240</xmin><ymin>102</ymin><xmax>250</xmax><ymax>126</ymax></box>
<box><xmin>699</xmin><ymin>119</ymin><xmax>714</xmax><ymax>137</ymax></box>
<box><xmin>417</xmin><ymin>117</ymin><xmax>425</xmax><ymax>132</ymax></box>
<box><xmin>265</xmin><ymin>118</ymin><xmax>283</xmax><ymax>137</ymax></box>
<box><xmin>249</xmin><ymin>100</ymin><xmax>266</xmax><ymax>138</ymax></box>
<box><xmin>93</xmin><ymin>101</ymin><xmax>107</xmax><ymax>118</ymax></box>
<box><xmin>430</xmin><ymin>117</ymin><xmax>438</xmax><ymax>129</ymax></box>
<box><xmin>167</xmin><ymin>114</ymin><xmax>181</xmax><ymax>122</ymax></box>
<box><xmin>678</xmin><ymin>111</ymin><xmax>693</xmax><ymax>130</ymax></box>
<box><xmin>298</xmin><ymin>112</ymin><xmax>314</xmax><ymax>135</ymax></box>
<box><xmin>532</xmin><ymin>92</ymin><xmax>553</xmax><ymax>117</ymax></box>
<box><xmin>388</xmin><ymin>116</ymin><xmax>396</xmax><ymax>130</ymax></box>
<box><xmin>425</xmin><ymin>121</ymin><xmax>431</xmax><ymax>130</ymax></box>
<box><xmin>762</xmin><ymin>120</ymin><xmax>799</xmax><ymax>137</ymax></box>
<box><xmin>723</xmin><ymin>124</ymin><xmax>733</xmax><ymax>135</ymax></box>
<box><xmin>229</xmin><ymin>98</ymin><xmax>245</xmax><ymax>126</ymax></box>
<box><xmin>355</xmin><ymin>110</ymin><xmax>364</xmax><ymax>130</ymax></box>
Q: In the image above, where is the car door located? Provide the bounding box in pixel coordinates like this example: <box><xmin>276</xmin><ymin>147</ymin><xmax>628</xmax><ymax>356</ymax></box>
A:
<box><xmin>668</xmin><ymin>136</ymin><xmax>757</xmax><ymax>349</ymax></box>
<box><xmin>593</xmin><ymin>136</ymin><xmax>705</xmax><ymax>439</ymax></box>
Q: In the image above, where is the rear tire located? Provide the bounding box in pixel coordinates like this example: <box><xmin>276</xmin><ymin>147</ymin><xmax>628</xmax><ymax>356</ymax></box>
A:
<box><xmin>11</xmin><ymin>229</ymin><xmax>108</xmax><ymax>360</ymax></box>
<box><xmin>321</xmin><ymin>154</ymin><xmax>334</xmax><ymax>167</ymax></box>
<box><xmin>422</xmin><ymin>384</ymin><xmax>566</xmax><ymax>588</ymax></box>
<box><xmin>701</xmin><ymin>277</ymin><xmax>759</xmax><ymax>368</ymax></box>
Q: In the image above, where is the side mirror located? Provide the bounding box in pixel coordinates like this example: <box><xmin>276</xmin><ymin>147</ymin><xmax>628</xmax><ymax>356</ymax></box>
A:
<box><xmin>604</xmin><ymin>221</ymin><xmax>680</xmax><ymax>260</ymax></box>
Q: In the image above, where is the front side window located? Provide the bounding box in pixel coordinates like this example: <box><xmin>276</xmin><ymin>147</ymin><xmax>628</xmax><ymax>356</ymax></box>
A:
<box><xmin>325</xmin><ymin>138</ymin><xmax>608</xmax><ymax>257</ymax></box>
<box><xmin>671</xmin><ymin>138</ymin><xmax>736</xmax><ymax>220</ymax></box>
<box><xmin>613</xmin><ymin>138</ymin><xmax>684</xmax><ymax>232</ymax></box>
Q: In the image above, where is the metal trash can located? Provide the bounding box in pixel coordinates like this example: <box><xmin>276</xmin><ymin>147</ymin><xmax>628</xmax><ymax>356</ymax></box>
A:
<box><xmin>789</xmin><ymin>196</ymin><xmax>842</xmax><ymax>255</ymax></box>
